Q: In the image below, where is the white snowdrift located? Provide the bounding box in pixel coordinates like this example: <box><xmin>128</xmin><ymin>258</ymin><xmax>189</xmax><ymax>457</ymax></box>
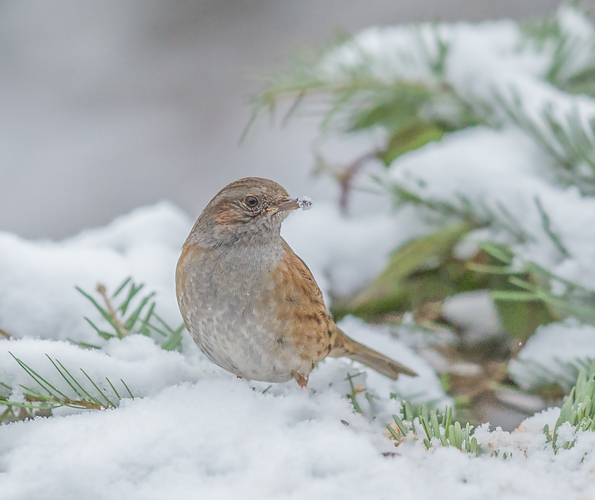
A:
<box><xmin>0</xmin><ymin>199</ymin><xmax>589</xmax><ymax>500</ymax></box>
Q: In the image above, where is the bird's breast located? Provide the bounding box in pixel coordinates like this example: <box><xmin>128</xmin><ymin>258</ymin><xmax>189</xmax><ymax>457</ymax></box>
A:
<box><xmin>176</xmin><ymin>241</ymin><xmax>300</xmax><ymax>381</ymax></box>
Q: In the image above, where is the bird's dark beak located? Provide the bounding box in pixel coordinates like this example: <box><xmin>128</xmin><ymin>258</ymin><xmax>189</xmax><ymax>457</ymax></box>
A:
<box><xmin>268</xmin><ymin>197</ymin><xmax>300</xmax><ymax>213</ymax></box>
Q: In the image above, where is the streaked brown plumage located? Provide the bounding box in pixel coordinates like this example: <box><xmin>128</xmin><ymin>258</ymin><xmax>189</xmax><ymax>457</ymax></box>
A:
<box><xmin>176</xmin><ymin>177</ymin><xmax>417</xmax><ymax>387</ymax></box>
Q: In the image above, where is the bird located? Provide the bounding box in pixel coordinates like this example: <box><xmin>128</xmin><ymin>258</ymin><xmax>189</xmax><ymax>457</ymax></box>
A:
<box><xmin>176</xmin><ymin>177</ymin><xmax>417</xmax><ymax>387</ymax></box>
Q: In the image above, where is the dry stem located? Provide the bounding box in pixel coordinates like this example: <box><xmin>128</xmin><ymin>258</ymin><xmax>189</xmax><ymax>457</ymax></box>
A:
<box><xmin>338</xmin><ymin>151</ymin><xmax>379</xmax><ymax>214</ymax></box>
<box><xmin>96</xmin><ymin>284</ymin><xmax>128</xmax><ymax>337</ymax></box>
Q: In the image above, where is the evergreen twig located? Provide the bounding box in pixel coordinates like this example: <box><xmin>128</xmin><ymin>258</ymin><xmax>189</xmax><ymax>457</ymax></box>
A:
<box><xmin>522</xmin><ymin>6</ymin><xmax>595</xmax><ymax>97</ymax></box>
<box><xmin>0</xmin><ymin>353</ymin><xmax>133</xmax><ymax>423</ymax></box>
<box><xmin>76</xmin><ymin>277</ymin><xmax>185</xmax><ymax>351</ymax></box>
<box><xmin>96</xmin><ymin>284</ymin><xmax>128</xmax><ymax>338</ymax></box>
<box><xmin>496</xmin><ymin>91</ymin><xmax>595</xmax><ymax>195</ymax></box>
<box><xmin>378</xmin><ymin>176</ymin><xmax>535</xmax><ymax>243</ymax></box>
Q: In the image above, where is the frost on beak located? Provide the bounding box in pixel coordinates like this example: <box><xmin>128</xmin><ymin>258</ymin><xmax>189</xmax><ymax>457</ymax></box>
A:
<box><xmin>269</xmin><ymin>196</ymin><xmax>313</xmax><ymax>213</ymax></box>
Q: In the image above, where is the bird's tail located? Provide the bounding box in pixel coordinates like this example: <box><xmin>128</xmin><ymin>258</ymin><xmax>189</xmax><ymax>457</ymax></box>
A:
<box><xmin>330</xmin><ymin>329</ymin><xmax>418</xmax><ymax>379</ymax></box>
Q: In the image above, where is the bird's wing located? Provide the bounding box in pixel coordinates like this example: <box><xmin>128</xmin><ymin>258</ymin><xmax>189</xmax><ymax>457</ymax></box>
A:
<box><xmin>272</xmin><ymin>239</ymin><xmax>418</xmax><ymax>380</ymax></box>
<box><xmin>268</xmin><ymin>239</ymin><xmax>337</xmax><ymax>363</ymax></box>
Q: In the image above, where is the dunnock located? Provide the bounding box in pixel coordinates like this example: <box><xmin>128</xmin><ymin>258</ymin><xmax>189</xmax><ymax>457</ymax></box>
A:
<box><xmin>176</xmin><ymin>177</ymin><xmax>417</xmax><ymax>387</ymax></box>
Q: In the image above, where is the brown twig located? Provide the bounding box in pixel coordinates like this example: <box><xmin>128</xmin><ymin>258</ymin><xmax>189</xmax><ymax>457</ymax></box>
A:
<box><xmin>0</xmin><ymin>327</ymin><xmax>11</xmax><ymax>339</ymax></box>
<box><xmin>24</xmin><ymin>394</ymin><xmax>103</xmax><ymax>410</ymax></box>
<box><xmin>338</xmin><ymin>151</ymin><xmax>379</xmax><ymax>215</ymax></box>
<box><xmin>281</xmin><ymin>91</ymin><xmax>307</xmax><ymax>127</ymax></box>
<box><xmin>96</xmin><ymin>284</ymin><xmax>128</xmax><ymax>337</ymax></box>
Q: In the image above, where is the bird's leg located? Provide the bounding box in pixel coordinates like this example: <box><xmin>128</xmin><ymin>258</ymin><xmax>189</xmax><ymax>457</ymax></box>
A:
<box><xmin>293</xmin><ymin>372</ymin><xmax>308</xmax><ymax>388</ymax></box>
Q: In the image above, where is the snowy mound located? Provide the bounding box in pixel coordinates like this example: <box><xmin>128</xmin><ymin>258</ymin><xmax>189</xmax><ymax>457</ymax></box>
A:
<box><xmin>0</xmin><ymin>202</ymin><xmax>190</xmax><ymax>342</ymax></box>
<box><xmin>0</xmin><ymin>200</ymin><xmax>591</xmax><ymax>500</ymax></box>
<box><xmin>0</xmin><ymin>198</ymin><xmax>452</xmax><ymax>498</ymax></box>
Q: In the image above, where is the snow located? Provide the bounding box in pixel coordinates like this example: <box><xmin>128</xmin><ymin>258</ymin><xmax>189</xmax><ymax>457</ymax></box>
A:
<box><xmin>339</xmin><ymin>316</ymin><xmax>448</xmax><ymax>407</ymax></box>
<box><xmin>0</xmin><ymin>197</ymin><xmax>454</xmax><ymax>498</ymax></box>
<box><xmin>3</xmin><ymin>5</ymin><xmax>595</xmax><ymax>499</ymax></box>
<box><xmin>0</xmin><ymin>202</ymin><xmax>190</xmax><ymax>343</ymax></box>
<box><xmin>385</xmin><ymin>125</ymin><xmax>595</xmax><ymax>288</ymax></box>
<box><xmin>296</xmin><ymin>195</ymin><xmax>313</xmax><ymax>210</ymax></box>
<box><xmin>323</xmin><ymin>14</ymin><xmax>595</xmax><ymax>293</ymax></box>
<box><xmin>1</xmin><ymin>377</ymin><xmax>595</xmax><ymax>499</ymax></box>
<box><xmin>510</xmin><ymin>320</ymin><xmax>595</xmax><ymax>391</ymax></box>
<box><xmin>283</xmin><ymin>202</ymin><xmax>428</xmax><ymax>298</ymax></box>
<box><xmin>516</xmin><ymin>321</ymin><xmax>595</xmax><ymax>371</ymax></box>
<box><xmin>345</xmin><ymin>11</ymin><xmax>595</xmax><ymax>407</ymax></box>
<box><xmin>0</xmin><ymin>200</ymin><xmax>591</xmax><ymax>499</ymax></box>
<box><xmin>442</xmin><ymin>291</ymin><xmax>501</xmax><ymax>340</ymax></box>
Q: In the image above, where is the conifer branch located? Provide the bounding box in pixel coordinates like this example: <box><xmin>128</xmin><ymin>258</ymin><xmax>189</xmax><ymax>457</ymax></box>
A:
<box><xmin>0</xmin><ymin>353</ymin><xmax>134</xmax><ymax>424</ymax></box>
<box><xmin>76</xmin><ymin>277</ymin><xmax>185</xmax><ymax>352</ymax></box>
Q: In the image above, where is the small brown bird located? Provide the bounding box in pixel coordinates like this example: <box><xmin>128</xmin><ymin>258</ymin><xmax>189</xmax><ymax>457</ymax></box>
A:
<box><xmin>176</xmin><ymin>177</ymin><xmax>417</xmax><ymax>387</ymax></box>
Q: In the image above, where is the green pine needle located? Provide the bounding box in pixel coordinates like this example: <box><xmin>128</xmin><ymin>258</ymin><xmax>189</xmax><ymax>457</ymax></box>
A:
<box><xmin>0</xmin><ymin>354</ymin><xmax>134</xmax><ymax>423</ymax></box>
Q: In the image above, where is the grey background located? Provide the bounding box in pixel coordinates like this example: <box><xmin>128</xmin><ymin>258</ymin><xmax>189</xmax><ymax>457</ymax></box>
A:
<box><xmin>0</xmin><ymin>0</ymin><xmax>566</xmax><ymax>239</ymax></box>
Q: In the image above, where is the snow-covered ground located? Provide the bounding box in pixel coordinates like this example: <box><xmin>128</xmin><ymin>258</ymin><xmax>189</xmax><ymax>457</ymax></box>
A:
<box><xmin>3</xmin><ymin>6</ymin><xmax>595</xmax><ymax>499</ymax></box>
<box><xmin>0</xmin><ymin>203</ymin><xmax>451</xmax><ymax>499</ymax></box>
<box><xmin>0</xmin><ymin>201</ymin><xmax>590</xmax><ymax>500</ymax></box>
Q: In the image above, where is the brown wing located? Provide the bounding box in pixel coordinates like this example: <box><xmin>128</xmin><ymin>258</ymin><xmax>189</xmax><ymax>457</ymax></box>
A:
<box><xmin>269</xmin><ymin>240</ymin><xmax>418</xmax><ymax>382</ymax></box>
<box><xmin>268</xmin><ymin>239</ymin><xmax>337</xmax><ymax>364</ymax></box>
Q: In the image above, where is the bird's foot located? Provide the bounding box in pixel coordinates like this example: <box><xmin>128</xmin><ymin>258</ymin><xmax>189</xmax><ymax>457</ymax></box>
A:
<box><xmin>293</xmin><ymin>372</ymin><xmax>308</xmax><ymax>388</ymax></box>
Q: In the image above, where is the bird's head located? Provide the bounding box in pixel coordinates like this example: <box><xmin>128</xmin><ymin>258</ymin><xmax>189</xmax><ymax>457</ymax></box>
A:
<box><xmin>188</xmin><ymin>177</ymin><xmax>308</xmax><ymax>247</ymax></box>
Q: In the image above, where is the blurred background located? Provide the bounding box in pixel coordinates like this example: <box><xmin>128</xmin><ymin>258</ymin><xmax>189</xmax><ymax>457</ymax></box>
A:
<box><xmin>0</xmin><ymin>0</ymin><xmax>567</xmax><ymax>239</ymax></box>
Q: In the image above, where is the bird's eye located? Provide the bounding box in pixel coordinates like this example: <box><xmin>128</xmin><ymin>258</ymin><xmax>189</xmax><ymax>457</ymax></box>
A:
<box><xmin>245</xmin><ymin>196</ymin><xmax>259</xmax><ymax>208</ymax></box>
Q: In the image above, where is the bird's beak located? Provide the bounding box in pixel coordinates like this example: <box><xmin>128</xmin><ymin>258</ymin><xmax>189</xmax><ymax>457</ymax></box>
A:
<box><xmin>267</xmin><ymin>197</ymin><xmax>300</xmax><ymax>213</ymax></box>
